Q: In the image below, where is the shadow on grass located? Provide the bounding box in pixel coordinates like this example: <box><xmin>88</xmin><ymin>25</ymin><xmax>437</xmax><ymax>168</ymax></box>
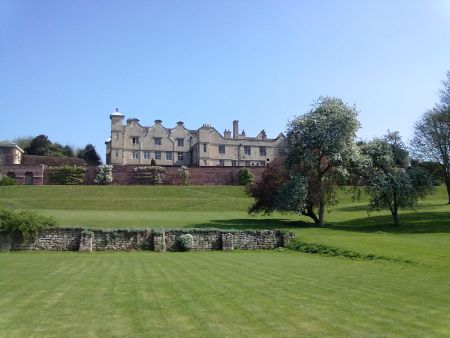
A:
<box><xmin>327</xmin><ymin>211</ymin><xmax>450</xmax><ymax>234</ymax></box>
<box><xmin>193</xmin><ymin>211</ymin><xmax>450</xmax><ymax>234</ymax></box>
<box><xmin>193</xmin><ymin>218</ymin><xmax>314</xmax><ymax>230</ymax></box>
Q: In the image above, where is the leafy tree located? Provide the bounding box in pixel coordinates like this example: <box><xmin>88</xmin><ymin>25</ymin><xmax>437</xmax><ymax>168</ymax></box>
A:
<box><xmin>362</xmin><ymin>132</ymin><xmax>434</xmax><ymax>225</ymax></box>
<box><xmin>238</xmin><ymin>167</ymin><xmax>254</xmax><ymax>185</ymax></box>
<box><xmin>78</xmin><ymin>144</ymin><xmax>102</xmax><ymax>165</ymax></box>
<box><xmin>409</xmin><ymin>160</ymin><xmax>443</xmax><ymax>185</ymax></box>
<box><xmin>25</xmin><ymin>135</ymin><xmax>51</xmax><ymax>156</ymax></box>
<box><xmin>247</xmin><ymin>158</ymin><xmax>288</xmax><ymax>214</ymax></box>
<box><xmin>13</xmin><ymin>136</ymin><xmax>33</xmax><ymax>151</ymax></box>
<box><xmin>24</xmin><ymin>135</ymin><xmax>75</xmax><ymax>158</ymax></box>
<box><xmin>284</xmin><ymin>96</ymin><xmax>361</xmax><ymax>226</ymax></box>
<box><xmin>248</xmin><ymin>96</ymin><xmax>361</xmax><ymax>226</ymax></box>
<box><xmin>411</xmin><ymin>105</ymin><xmax>450</xmax><ymax>204</ymax></box>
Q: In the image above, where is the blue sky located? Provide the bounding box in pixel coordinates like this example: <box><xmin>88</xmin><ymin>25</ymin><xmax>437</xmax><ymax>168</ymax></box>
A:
<box><xmin>1</xmin><ymin>0</ymin><xmax>449</xmax><ymax>161</ymax></box>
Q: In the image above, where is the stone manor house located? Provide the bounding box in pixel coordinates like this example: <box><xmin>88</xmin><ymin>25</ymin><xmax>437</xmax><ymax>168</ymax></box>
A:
<box><xmin>106</xmin><ymin>109</ymin><xmax>288</xmax><ymax>167</ymax></box>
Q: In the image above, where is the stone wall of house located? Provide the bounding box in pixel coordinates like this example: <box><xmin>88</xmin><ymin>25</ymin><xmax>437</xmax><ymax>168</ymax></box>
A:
<box><xmin>0</xmin><ymin>228</ymin><xmax>295</xmax><ymax>252</ymax></box>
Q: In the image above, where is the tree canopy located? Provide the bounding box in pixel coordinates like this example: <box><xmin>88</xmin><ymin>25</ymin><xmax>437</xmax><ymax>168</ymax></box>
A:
<box><xmin>411</xmin><ymin>71</ymin><xmax>450</xmax><ymax>203</ymax></box>
<box><xmin>77</xmin><ymin>144</ymin><xmax>102</xmax><ymax>165</ymax></box>
<box><xmin>248</xmin><ymin>96</ymin><xmax>361</xmax><ymax>226</ymax></box>
<box><xmin>24</xmin><ymin>135</ymin><xmax>75</xmax><ymax>157</ymax></box>
<box><xmin>361</xmin><ymin>132</ymin><xmax>434</xmax><ymax>225</ymax></box>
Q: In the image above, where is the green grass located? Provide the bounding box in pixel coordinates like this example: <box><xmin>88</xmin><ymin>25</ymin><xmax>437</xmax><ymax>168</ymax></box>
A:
<box><xmin>0</xmin><ymin>185</ymin><xmax>449</xmax><ymax>336</ymax></box>
<box><xmin>0</xmin><ymin>251</ymin><xmax>449</xmax><ymax>337</ymax></box>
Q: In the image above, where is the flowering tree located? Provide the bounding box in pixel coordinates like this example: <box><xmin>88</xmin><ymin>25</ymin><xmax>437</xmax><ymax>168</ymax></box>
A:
<box><xmin>95</xmin><ymin>165</ymin><xmax>113</xmax><ymax>185</ymax></box>
<box><xmin>178</xmin><ymin>166</ymin><xmax>190</xmax><ymax>185</ymax></box>
<box><xmin>134</xmin><ymin>166</ymin><xmax>166</xmax><ymax>184</ymax></box>
<box><xmin>361</xmin><ymin>132</ymin><xmax>434</xmax><ymax>225</ymax></box>
<box><xmin>248</xmin><ymin>96</ymin><xmax>361</xmax><ymax>227</ymax></box>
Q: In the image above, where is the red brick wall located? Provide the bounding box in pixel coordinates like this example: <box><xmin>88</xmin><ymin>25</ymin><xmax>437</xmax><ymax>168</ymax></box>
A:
<box><xmin>22</xmin><ymin>155</ymin><xmax>86</xmax><ymax>166</ymax></box>
<box><xmin>1</xmin><ymin>165</ymin><xmax>45</xmax><ymax>185</ymax></box>
<box><xmin>3</xmin><ymin>164</ymin><xmax>264</xmax><ymax>186</ymax></box>
<box><xmin>101</xmin><ymin>165</ymin><xmax>265</xmax><ymax>185</ymax></box>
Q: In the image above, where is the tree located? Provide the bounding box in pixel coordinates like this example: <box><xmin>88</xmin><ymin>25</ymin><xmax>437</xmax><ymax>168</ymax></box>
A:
<box><xmin>411</xmin><ymin>71</ymin><xmax>450</xmax><ymax>204</ymax></box>
<box><xmin>362</xmin><ymin>132</ymin><xmax>434</xmax><ymax>225</ymax></box>
<box><xmin>285</xmin><ymin>96</ymin><xmax>361</xmax><ymax>226</ymax></box>
<box><xmin>25</xmin><ymin>135</ymin><xmax>51</xmax><ymax>156</ymax></box>
<box><xmin>78</xmin><ymin>144</ymin><xmax>101</xmax><ymax>165</ymax></box>
<box><xmin>13</xmin><ymin>136</ymin><xmax>33</xmax><ymax>151</ymax></box>
<box><xmin>248</xmin><ymin>96</ymin><xmax>361</xmax><ymax>226</ymax></box>
<box><xmin>23</xmin><ymin>135</ymin><xmax>75</xmax><ymax>158</ymax></box>
<box><xmin>247</xmin><ymin>158</ymin><xmax>289</xmax><ymax>214</ymax></box>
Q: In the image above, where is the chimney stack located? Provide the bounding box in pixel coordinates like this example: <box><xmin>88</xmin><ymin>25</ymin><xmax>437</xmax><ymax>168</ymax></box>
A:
<box><xmin>233</xmin><ymin>120</ymin><xmax>239</xmax><ymax>139</ymax></box>
<box><xmin>224</xmin><ymin>129</ymin><xmax>231</xmax><ymax>139</ymax></box>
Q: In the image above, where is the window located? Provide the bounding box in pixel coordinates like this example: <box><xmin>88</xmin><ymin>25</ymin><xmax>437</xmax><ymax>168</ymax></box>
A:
<box><xmin>154</xmin><ymin>137</ymin><xmax>161</xmax><ymax>145</ymax></box>
<box><xmin>219</xmin><ymin>159</ymin><xmax>225</xmax><ymax>166</ymax></box>
<box><xmin>278</xmin><ymin>148</ymin><xmax>287</xmax><ymax>155</ymax></box>
<box><xmin>177</xmin><ymin>138</ymin><xmax>184</xmax><ymax>147</ymax></box>
<box><xmin>219</xmin><ymin>145</ymin><xmax>225</xmax><ymax>154</ymax></box>
<box><xmin>132</xmin><ymin>151</ymin><xmax>139</xmax><ymax>159</ymax></box>
<box><xmin>144</xmin><ymin>151</ymin><xmax>150</xmax><ymax>159</ymax></box>
<box><xmin>203</xmin><ymin>160</ymin><xmax>208</xmax><ymax>166</ymax></box>
<box><xmin>259</xmin><ymin>147</ymin><xmax>266</xmax><ymax>156</ymax></box>
<box><xmin>166</xmin><ymin>152</ymin><xmax>173</xmax><ymax>160</ymax></box>
<box><xmin>155</xmin><ymin>151</ymin><xmax>161</xmax><ymax>160</ymax></box>
<box><xmin>115</xmin><ymin>151</ymin><xmax>119</xmax><ymax>158</ymax></box>
<box><xmin>203</xmin><ymin>143</ymin><xmax>207</xmax><ymax>152</ymax></box>
<box><xmin>244</xmin><ymin>146</ymin><xmax>251</xmax><ymax>155</ymax></box>
<box><xmin>260</xmin><ymin>161</ymin><xmax>266</xmax><ymax>166</ymax></box>
<box><xmin>114</xmin><ymin>133</ymin><xmax>119</xmax><ymax>140</ymax></box>
<box><xmin>231</xmin><ymin>160</ymin><xmax>237</xmax><ymax>167</ymax></box>
<box><xmin>132</xmin><ymin>137</ymin><xmax>139</xmax><ymax>145</ymax></box>
<box><xmin>177</xmin><ymin>152</ymin><xmax>184</xmax><ymax>161</ymax></box>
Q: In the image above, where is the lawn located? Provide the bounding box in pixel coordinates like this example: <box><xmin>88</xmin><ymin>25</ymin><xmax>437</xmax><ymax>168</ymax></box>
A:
<box><xmin>0</xmin><ymin>185</ymin><xmax>449</xmax><ymax>336</ymax></box>
<box><xmin>0</xmin><ymin>251</ymin><xmax>449</xmax><ymax>337</ymax></box>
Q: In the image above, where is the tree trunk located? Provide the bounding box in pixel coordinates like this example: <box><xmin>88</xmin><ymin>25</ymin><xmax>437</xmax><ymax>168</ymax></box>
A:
<box><xmin>445</xmin><ymin>176</ymin><xmax>450</xmax><ymax>204</ymax></box>
<box><xmin>389</xmin><ymin>203</ymin><xmax>400</xmax><ymax>226</ymax></box>
<box><xmin>302</xmin><ymin>206</ymin><xmax>319</xmax><ymax>225</ymax></box>
<box><xmin>318</xmin><ymin>199</ymin><xmax>325</xmax><ymax>227</ymax></box>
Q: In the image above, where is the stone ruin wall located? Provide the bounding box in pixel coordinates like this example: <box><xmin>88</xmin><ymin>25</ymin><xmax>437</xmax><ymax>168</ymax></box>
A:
<box><xmin>0</xmin><ymin>228</ymin><xmax>295</xmax><ymax>252</ymax></box>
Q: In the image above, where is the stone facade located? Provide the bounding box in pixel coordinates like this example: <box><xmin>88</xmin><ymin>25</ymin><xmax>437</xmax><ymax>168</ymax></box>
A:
<box><xmin>106</xmin><ymin>109</ymin><xmax>288</xmax><ymax>167</ymax></box>
<box><xmin>0</xmin><ymin>141</ymin><xmax>23</xmax><ymax>165</ymax></box>
<box><xmin>0</xmin><ymin>228</ymin><xmax>295</xmax><ymax>252</ymax></box>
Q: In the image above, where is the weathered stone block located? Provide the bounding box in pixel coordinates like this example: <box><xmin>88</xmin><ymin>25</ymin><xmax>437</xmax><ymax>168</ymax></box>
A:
<box><xmin>154</xmin><ymin>232</ymin><xmax>166</xmax><ymax>252</ymax></box>
<box><xmin>222</xmin><ymin>233</ymin><xmax>234</xmax><ymax>251</ymax></box>
<box><xmin>79</xmin><ymin>233</ymin><xmax>93</xmax><ymax>252</ymax></box>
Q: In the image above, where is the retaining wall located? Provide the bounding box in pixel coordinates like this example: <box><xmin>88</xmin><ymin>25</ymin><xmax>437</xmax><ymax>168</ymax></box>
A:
<box><xmin>0</xmin><ymin>228</ymin><xmax>295</xmax><ymax>252</ymax></box>
<box><xmin>2</xmin><ymin>165</ymin><xmax>265</xmax><ymax>185</ymax></box>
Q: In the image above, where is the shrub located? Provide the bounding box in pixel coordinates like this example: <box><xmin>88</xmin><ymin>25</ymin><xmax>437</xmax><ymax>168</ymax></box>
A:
<box><xmin>48</xmin><ymin>165</ymin><xmax>86</xmax><ymax>185</ymax></box>
<box><xmin>178</xmin><ymin>166</ymin><xmax>190</xmax><ymax>185</ymax></box>
<box><xmin>134</xmin><ymin>166</ymin><xmax>166</xmax><ymax>184</ymax></box>
<box><xmin>95</xmin><ymin>165</ymin><xmax>113</xmax><ymax>185</ymax></box>
<box><xmin>81</xmin><ymin>230</ymin><xmax>94</xmax><ymax>238</ymax></box>
<box><xmin>150</xmin><ymin>158</ymin><xmax>157</xmax><ymax>166</ymax></box>
<box><xmin>178</xmin><ymin>233</ymin><xmax>194</xmax><ymax>251</ymax></box>
<box><xmin>0</xmin><ymin>209</ymin><xmax>56</xmax><ymax>239</ymax></box>
<box><xmin>0</xmin><ymin>176</ymin><xmax>16</xmax><ymax>186</ymax></box>
<box><xmin>238</xmin><ymin>167</ymin><xmax>254</xmax><ymax>185</ymax></box>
